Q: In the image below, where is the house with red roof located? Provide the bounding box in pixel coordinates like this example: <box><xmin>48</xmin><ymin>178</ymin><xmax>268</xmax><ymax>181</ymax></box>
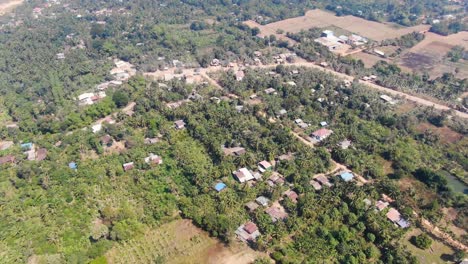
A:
<box><xmin>311</xmin><ymin>128</ymin><xmax>333</xmax><ymax>141</ymax></box>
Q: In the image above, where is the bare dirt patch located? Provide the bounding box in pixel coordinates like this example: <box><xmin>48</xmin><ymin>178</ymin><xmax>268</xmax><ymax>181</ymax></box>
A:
<box><xmin>0</xmin><ymin>0</ymin><xmax>23</xmax><ymax>15</ymax></box>
<box><xmin>397</xmin><ymin>31</ymin><xmax>468</xmax><ymax>77</ymax></box>
<box><xmin>245</xmin><ymin>9</ymin><xmax>430</xmax><ymax>41</ymax></box>
<box><xmin>415</xmin><ymin>122</ymin><xmax>463</xmax><ymax>144</ymax></box>
<box><xmin>105</xmin><ymin>219</ymin><xmax>267</xmax><ymax>264</ymax></box>
<box><xmin>350</xmin><ymin>52</ymin><xmax>388</xmax><ymax>67</ymax></box>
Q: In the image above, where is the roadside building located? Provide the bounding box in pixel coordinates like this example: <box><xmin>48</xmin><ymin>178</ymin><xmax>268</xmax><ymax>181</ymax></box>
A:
<box><xmin>315</xmin><ymin>175</ymin><xmax>332</xmax><ymax>187</ymax></box>
<box><xmin>311</xmin><ymin>128</ymin><xmax>333</xmax><ymax>141</ymax></box>
<box><xmin>339</xmin><ymin>171</ymin><xmax>354</xmax><ymax>182</ymax></box>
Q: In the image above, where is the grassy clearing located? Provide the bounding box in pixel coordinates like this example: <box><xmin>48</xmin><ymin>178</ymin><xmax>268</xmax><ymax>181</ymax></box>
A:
<box><xmin>402</xmin><ymin>228</ymin><xmax>455</xmax><ymax>264</ymax></box>
<box><xmin>105</xmin><ymin>219</ymin><xmax>265</xmax><ymax>264</ymax></box>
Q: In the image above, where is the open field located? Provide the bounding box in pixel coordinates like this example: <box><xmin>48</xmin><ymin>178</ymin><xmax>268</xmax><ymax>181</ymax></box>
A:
<box><xmin>105</xmin><ymin>219</ymin><xmax>266</xmax><ymax>264</ymax></box>
<box><xmin>397</xmin><ymin>32</ymin><xmax>468</xmax><ymax>78</ymax></box>
<box><xmin>415</xmin><ymin>122</ymin><xmax>464</xmax><ymax>144</ymax></box>
<box><xmin>402</xmin><ymin>228</ymin><xmax>455</xmax><ymax>264</ymax></box>
<box><xmin>0</xmin><ymin>0</ymin><xmax>23</xmax><ymax>15</ymax></box>
<box><xmin>245</xmin><ymin>9</ymin><xmax>430</xmax><ymax>42</ymax></box>
<box><xmin>350</xmin><ymin>52</ymin><xmax>389</xmax><ymax>67</ymax></box>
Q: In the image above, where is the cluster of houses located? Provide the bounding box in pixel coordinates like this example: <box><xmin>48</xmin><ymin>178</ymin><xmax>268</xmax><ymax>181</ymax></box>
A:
<box><xmin>110</xmin><ymin>60</ymin><xmax>136</xmax><ymax>82</ymax></box>
<box><xmin>373</xmin><ymin>194</ymin><xmax>410</xmax><ymax>228</ymax></box>
<box><xmin>236</xmin><ymin>189</ymin><xmax>297</xmax><ymax>242</ymax></box>
<box><xmin>314</xmin><ymin>30</ymin><xmax>368</xmax><ymax>52</ymax></box>
<box><xmin>228</xmin><ymin>158</ymin><xmax>304</xmax><ymax>243</ymax></box>
<box><xmin>0</xmin><ymin>142</ymin><xmax>48</xmax><ymax>166</ymax></box>
<box><xmin>77</xmin><ymin>91</ymin><xmax>107</xmax><ymax>106</ymax></box>
<box><xmin>122</xmin><ymin>153</ymin><xmax>163</xmax><ymax>172</ymax></box>
<box><xmin>77</xmin><ymin>60</ymin><xmax>135</xmax><ymax>106</ymax></box>
<box><xmin>294</xmin><ymin>118</ymin><xmax>309</xmax><ymax>129</ymax></box>
<box><xmin>21</xmin><ymin>142</ymin><xmax>47</xmax><ymax>161</ymax></box>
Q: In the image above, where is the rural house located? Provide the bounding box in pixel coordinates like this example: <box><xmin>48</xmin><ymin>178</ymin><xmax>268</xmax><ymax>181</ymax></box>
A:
<box><xmin>235</xmin><ymin>221</ymin><xmax>260</xmax><ymax>242</ymax></box>
<box><xmin>264</xmin><ymin>88</ymin><xmax>276</xmax><ymax>95</ymax></box>
<box><xmin>339</xmin><ymin>172</ymin><xmax>354</xmax><ymax>182</ymax></box>
<box><xmin>284</xmin><ymin>190</ymin><xmax>299</xmax><ymax>203</ymax></box>
<box><xmin>233</xmin><ymin>168</ymin><xmax>255</xmax><ymax>183</ymax></box>
<box><xmin>265</xmin><ymin>206</ymin><xmax>288</xmax><ymax>222</ymax></box>
<box><xmin>310</xmin><ymin>180</ymin><xmax>322</xmax><ymax>191</ymax></box>
<box><xmin>315</xmin><ymin>175</ymin><xmax>332</xmax><ymax>187</ymax></box>
<box><xmin>174</xmin><ymin>120</ymin><xmax>186</xmax><ymax>130</ymax></box>
<box><xmin>245</xmin><ymin>201</ymin><xmax>259</xmax><ymax>212</ymax></box>
<box><xmin>214</xmin><ymin>182</ymin><xmax>227</xmax><ymax>192</ymax></box>
<box><xmin>255</xmin><ymin>196</ymin><xmax>270</xmax><ymax>207</ymax></box>
<box><xmin>375</xmin><ymin>200</ymin><xmax>389</xmax><ymax>211</ymax></box>
<box><xmin>235</xmin><ymin>70</ymin><xmax>245</xmax><ymax>81</ymax></box>
<box><xmin>144</xmin><ymin>154</ymin><xmax>163</xmax><ymax>165</ymax></box>
<box><xmin>258</xmin><ymin>160</ymin><xmax>272</xmax><ymax>173</ymax></box>
<box><xmin>386</xmin><ymin>208</ymin><xmax>410</xmax><ymax>228</ymax></box>
<box><xmin>123</xmin><ymin>162</ymin><xmax>134</xmax><ymax>171</ymax></box>
<box><xmin>311</xmin><ymin>128</ymin><xmax>333</xmax><ymax>141</ymax></box>
<box><xmin>267</xmin><ymin>172</ymin><xmax>285</xmax><ymax>187</ymax></box>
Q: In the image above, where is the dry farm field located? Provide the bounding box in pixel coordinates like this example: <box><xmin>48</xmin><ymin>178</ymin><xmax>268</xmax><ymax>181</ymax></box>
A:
<box><xmin>350</xmin><ymin>52</ymin><xmax>389</xmax><ymax>67</ymax></box>
<box><xmin>245</xmin><ymin>9</ymin><xmax>430</xmax><ymax>42</ymax></box>
<box><xmin>105</xmin><ymin>219</ymin><xmax>266</xmax><ymax>264</ymax></box>
<box><xmin>397</xmin><ymin>32</ymin><xmax>468</xmax><ymax>78</ymax></box>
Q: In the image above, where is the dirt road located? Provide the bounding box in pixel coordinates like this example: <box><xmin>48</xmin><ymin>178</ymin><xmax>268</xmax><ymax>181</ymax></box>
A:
<box><xmin>145</xmin><ymin>59</ymin><xmax>468</xmax><ymax>119</ymax></box>
<box><xmin>255</xmin><ymin>62</ymin><xmax>468</xmax><ymax>119</ymax></box>
<box><xmin>0</xmin><ymin>0</ymin><xmax>23</xmax><ymax>15</ymax></box>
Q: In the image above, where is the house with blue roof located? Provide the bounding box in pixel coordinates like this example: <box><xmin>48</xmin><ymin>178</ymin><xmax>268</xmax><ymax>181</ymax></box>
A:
<box><xmin>21</xmin><ymin>142</ymin><xmax>33</xmax><ymax>151</ymax></box>
<box><xmin>214</xmin><ymin>182</ymin><xmax>227</xmax><ymax>192</ymax></box>
<box><xmin>69</xmin><ymin>162</ymin><xmax>77</xmax><ymax>170</ymax></box>
<box><xmin>340</xmin><ymin>172</ymin><xmax>354</xmax><ymax>182</ymax></box>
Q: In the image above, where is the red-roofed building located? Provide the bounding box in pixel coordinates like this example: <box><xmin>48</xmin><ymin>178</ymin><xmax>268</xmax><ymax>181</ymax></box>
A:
<box><xmin>311</xmin><ymin>128</ymin><xmax>333</xmax><ymax>141</ymax></box>
<box><xmin>0</xmin><ymin>155</ymin><xmax>15</xmax><ymax>165</ymax></box>
<box><xmin>386</xmin><ymin>208</ymin><xmax>401</xmax><ymax>222</ymax></box>
<box><xmin>284</xmin><ymin>190</ymin><xmax>299</xmax><ymax>203</ymax></box>
<box><xmin>243</xmin><ymin>221</ymin><xmax>258</xmax><ymax>234</ymax></box>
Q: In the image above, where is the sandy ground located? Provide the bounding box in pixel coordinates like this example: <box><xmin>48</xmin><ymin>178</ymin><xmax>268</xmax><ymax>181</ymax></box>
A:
<box><xmin>245</xmin><ymin>9</ymin><xmax>430</xmax><ymax>41</ymax></box>
<box><xmin>0</xmin><ymin>0</ymin><xmax>23</xmax><ymax>15</ymax></box>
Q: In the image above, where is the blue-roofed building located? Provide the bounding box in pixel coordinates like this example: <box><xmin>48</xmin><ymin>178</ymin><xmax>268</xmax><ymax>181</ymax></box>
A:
<box><xmin>340</xmin><ymin>172</ymin><xmax>354</xmax><ymax>182</ymax></box>
<box><xmin>397</xmin><ymin>218</ymin><xmax>410</xmax><ymax>228</ymax></box>
<box><xmin>21</xmin><ymin>142</ymin><xmax>33</xmax><ymax>150</ymax></box>
<box><xmin>69</xmin><ymin>162</ymin><xmax>77</xmax><ymax>170</ymax></box>
<box><xmin>214</xmin><ymin>182</ymin><xmax>227</xmax><ymax>192</ymax></box>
